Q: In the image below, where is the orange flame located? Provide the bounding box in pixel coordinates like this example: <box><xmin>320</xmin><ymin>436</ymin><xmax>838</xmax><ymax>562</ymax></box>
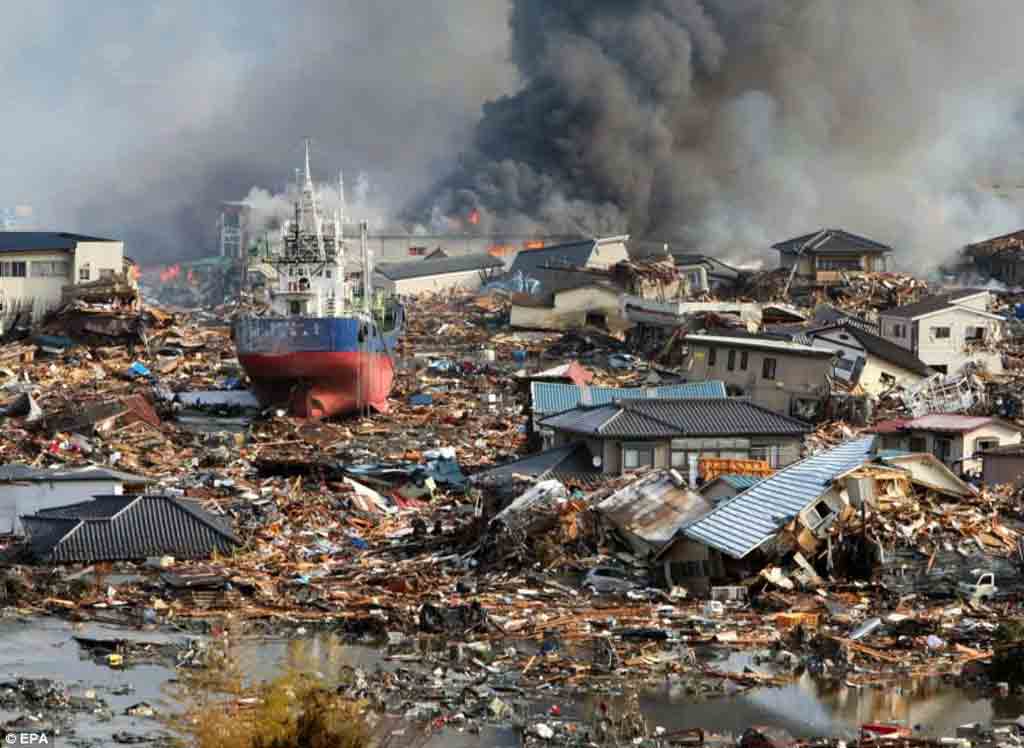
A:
<box><xmin>468</xmin><ymin>209</ymin><xmax>480</xmax><ymax>226</ymax></box>
<box><xmin>159</xmin><ymin>264</ymin><xmax>181</xmax><ymax>283</ymax></box>
<box><xmin>524</xmin><ymin>240</ymin><xmax>545</xmax><ymax>250</ymax></box>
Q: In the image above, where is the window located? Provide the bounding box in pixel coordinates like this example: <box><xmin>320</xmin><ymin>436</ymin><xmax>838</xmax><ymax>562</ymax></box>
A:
<box><xmin>727</xmin><ymin>349</ymin><xmax>736</xmax><ymax>371</ymax></box>
<box><xmin>0</xmin><ymin>261</ymin><xmax>27</xmax><ymax>278</ymax></box>
<box><xmin>762</xmin><ymin>357</ymin><xmax>777</xmax><ymax>379</ymax></box>
<box><xmin>933</xmin><ymin>437</ymin><xmax>952</xmax><ymax>463</ymax></box>
<box><xmin>932</xmin><ymin>326</ymin><xmax>951</xmax><ymax>339</ymax></box>
<box><xmin>891</xmin><ymin>323</ymin><xmax>905</xmax><ymax>337</ymax></box>
<box><xmin>288</xmin><ymin>301</ymin><xmax>302</xmax><ymax>315</ymax></box>
<box><xmin>807</xmin><ymin>500</ymin><xmax>836</xmax><ymax>528</ymax></box>
<box><xmin>835</xmin><ymin>357</ymin><xmax>855</xmax><ymax>372</ymax></box>
<box><xmin>29</xmin><ymin>261</ymin><xmax>70</xmax><ymax>277</ymax></box>
<box><xmin>99</xmin><ymin>268</ymin><xmax>115</xmax><ymax>280</ymax></box>
<box><xmin>670</xmin><ymin>450</ymin><xmax>687</xmax><ymax>468</ymax></box>
<box><xmin>817</xmin><ymin>258</ymin><xmax>862</xmax><ymax>271</ymax></box>
<box><xmin>909</xmin><ymin>437</ymin><xmax>926</xmax><ymax>452</ymax></box>
<box><xmin>740</xmin><ymin>351</ymin><xmax>748</xmax><ymax>370</ymax></box>
<box><xmin>975</xmin><ymin>439</ymin><xmax>1000</xmax><ymax>456</ymax></box>
<box><xmin>965</xmin><ymin>326</ymin><xmax>985</xmax><ymax>342</ymax></box>
<box><xmin>687</xmin><ymin>270</ymin><xmax>703</xmax><ymax>290</ymax></box>
<box><xmin>623</xmin><ymin>444</ymin><xmax>654</xmax><ymax>470</ymax></box>
<box><xmin>879</xmin><ymin>372</ymin><xmax>896</xmax><ymax>386</ymax></box>
<box><xmin>707</xmin><ymin>347</ymin><xmax>717</xmax><ymax>367</ymax></box>
<box><xmin>79</xmin><ymin>264</ymin><xmax>90</xmax><ymax>281</ymax></box>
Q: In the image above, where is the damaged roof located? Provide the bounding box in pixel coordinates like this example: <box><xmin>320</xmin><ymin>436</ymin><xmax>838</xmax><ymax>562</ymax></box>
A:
<box><xmin>772</xmin><ymin>229</ymin><xmax>893</xmax><ymax>257</ymax></box>
<box><xmin>472</xmin><ymin>442</ymin><xmax>604</xmax><ymax>487</ymax></box>
<box><xmin>596</xmin><ymin>471</ymin><xmax>714</xmax><ymax>555</ymax></box>
<box><xmin>683</xmin><ymin>436</ymin><xmax>877</xmax><ymax>559</ymax></box>
<box><xmin>683</xmin><ymin>333</ymin><xmax>835</xmax><ymax>358</ymax></box>
<box><xmin>870</xmin><ymin>414</ymin><xmax>1021</xmax><ymax>434</ymax></box>
<box><xmin>531</xmin><ymin>380</ymin><xmax>727</xmax><ymax>417</ymax></box>
<box><xmin>880</xmin><ymin>289</ymin><xmax>990</xmax><ymax>319</ymax></box>
<box><xmin>376</xmin><ymin>253</ymin><xmax>504</xmax><ymax>281</ymax></box>
<box><xmin>539</xmin><ymin>398</ymin><xmax>811</xmax><ymax>439</ymax></box>
<box><xmin>810</xmin><ymin>324</ymin><xmax>933</xmax><ymax>376</ymax></box>
<box><xmin>21</xmin><ymin>495</ymin><xmax>240</xmax><ymax>564</ymax></box>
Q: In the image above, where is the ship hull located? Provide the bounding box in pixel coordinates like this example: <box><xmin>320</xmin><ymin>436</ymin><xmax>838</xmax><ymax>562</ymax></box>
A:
<box><xmin>233</xmin><ymin>316</ymin><xmax>399</xmax><ymax>418</ymax></box>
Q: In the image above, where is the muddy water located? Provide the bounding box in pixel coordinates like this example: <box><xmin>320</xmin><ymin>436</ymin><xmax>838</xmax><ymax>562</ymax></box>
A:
<box><xmin>2</xmin><ymin>616</ymin><xmax>1022</xmax><ymax>746</ymax></box>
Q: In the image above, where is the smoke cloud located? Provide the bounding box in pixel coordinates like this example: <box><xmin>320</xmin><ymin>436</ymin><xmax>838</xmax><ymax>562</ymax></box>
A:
<box><xmin>6</xmin><ymin>1</ymin><xmax>1024</xmax><ymax>269</ymax></box>
<box><xmin>420</xmin><ymin>0</ymin><xmax>1024</xmax><ymax>267</ymax></box>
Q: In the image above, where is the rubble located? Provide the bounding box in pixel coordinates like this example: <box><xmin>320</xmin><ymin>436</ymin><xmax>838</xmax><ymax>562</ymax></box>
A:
<box><xmin>4</xmin><ymin>276</ymin><xmax>1024</xmax><ymax>745</ymax></box>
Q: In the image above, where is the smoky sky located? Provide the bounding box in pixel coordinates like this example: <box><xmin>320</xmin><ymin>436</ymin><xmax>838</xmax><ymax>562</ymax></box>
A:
<box><xmin>5</xmin><ymin>1</ymin><xmax>1024</xmax><ymax>266</ymax></box>
<box><xmin>421</xmin><ymin>0</ymin><xmax>1024</xmax><ymax>266</ymax></box>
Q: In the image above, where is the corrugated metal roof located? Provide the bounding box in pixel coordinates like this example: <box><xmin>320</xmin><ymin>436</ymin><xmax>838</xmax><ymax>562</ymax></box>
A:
<box><xmin>596</xmin><ymin>471</ymin><xmax>713</xmax><ymax>552</ymax></box>
<box><xmin>23</xmin><ymin>495</ymin><xmax>240</xmax><ymax>563</ymax></box>
<box><xmin>531</xmin><ymin>380</ymin><xmax>727</xmax><ymax>416</ymax></box>
<box><xmin>540</xmin><ymin>398</ymin><xmax>811</xmax><ymax>439</ymax></box>
<box><xmin>376</xmin><ymin>253</ymin><xmax>504</xmax><ymax>281</ymax></box>
<box><xmin>683</xmin><ymin>436</ymin><xmax>876</xmax><ymax>559</ymax></box>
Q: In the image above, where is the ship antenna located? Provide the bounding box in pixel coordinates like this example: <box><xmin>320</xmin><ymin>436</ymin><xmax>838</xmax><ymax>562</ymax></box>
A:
<box><xmin>339</xmin><ymin>169</ymin><xmax>346</xmax><ymax>232</ymax></box>
<box><xmin>303</xmin><ymin>137</ymin><xmax>314</xmax><ymax>190</ymax></box>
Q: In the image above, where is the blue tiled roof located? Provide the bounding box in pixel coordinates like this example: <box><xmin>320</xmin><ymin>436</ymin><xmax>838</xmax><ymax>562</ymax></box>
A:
<box><xmin>684</xmin><ymin>436</ymin><xmax>876</xmax><ymax>559</ymax></box>
<box><xmin>531</xmin><ymin>380</ymin><xmax>727</xmax><ymax>417</ymax></box>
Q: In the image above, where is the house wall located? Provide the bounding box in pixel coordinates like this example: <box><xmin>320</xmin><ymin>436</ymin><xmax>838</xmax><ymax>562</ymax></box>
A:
<box><xmin>684</xmin><ymin>341</ymin><xmax>832</xmax><ymax>415</ymax></box>
<box><xmin>594</xmin><ymin>435</ymin><xmax>802</xmax><ymax>475</ymax></box>
<box><xmin>0</xmin><ymin>250</ymin><xmax>72</xmax><ymax>322</ymax></box>
<box><xmin>658</xmin><ymin>538</ymin><xmax>718</xmax><ymax>596</ymax></box>
<box><xmin>883</xmin><ymin>423</ymin><xmax>1021</xmax><ymax>474</ymax></box>
<box><xmin>857</xmin><ymin>357</ymin><xmax>927</xmax><ymax>397</ymax></box>
<box><xmin>588</xmin><ymin>239</ymin><xmax>629</xmax><ymax>268</ymax></box>
<box><xmin>880</xmin><ymin>297</ymin><xmax>1003</xmax><ymax>375</ymax></box>
<box><xmin>376</xmin><ymin>268</ymin><xmax>490</xmax><ymax>296</ymax></box>
<box><xmin>0</xmin><ymin>479</ymin><xmax>122</xmax><ymax>535</ymax></box>
<box><xmin>510</xmin><ymin>286</ymin><xmax>625</xmax><ymax>332</ymax></box>
<box><xmin>880</xmin><ymin>316</ymin><xmax>914</xmax><ymax>351</ymax></box>
<box><xmin>72</xmin><ymin>240</ymin><xmax>124</xmax><ymax>284</ymax></box>
<box><xmin>983</xmin><ymin>454</ymin><xmax>1024</xmax><ymax>486</ymax></box>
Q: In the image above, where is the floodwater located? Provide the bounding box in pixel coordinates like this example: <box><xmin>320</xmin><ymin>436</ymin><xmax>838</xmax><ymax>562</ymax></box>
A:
<box><xmin>2</xmin><ymin>616</ymin><xmax>1021</xmax><ymax>746</ymax></box>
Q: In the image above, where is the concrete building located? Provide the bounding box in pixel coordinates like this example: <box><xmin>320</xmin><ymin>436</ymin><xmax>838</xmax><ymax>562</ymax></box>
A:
<box><xmin>0</xmin><ymin>232</ymin><xmax>125</xmax><ymax>325</ymax></box>
<box><xmin>773</xmin><ymin>229</ymin><xmax>892</xmax><ymax>287</ymax></box>
<box><xmin>539</xmin><ymin>397</ymin><xmax>811</xmax><ymax>475</ymax></box>
<box><xmin>217</xmin><ymin>202</ymin><xmax>251</xmax><ymax>259</ymax></box>
<box><xmin>807</xmin><ymin>324</ymin><xmax>932</xmax><ymax>396</ymax></box>
<box><xmin>870</xmin><ymin>415</ymin><xmax>1023</xmax><ymax>475</ymax></box>
<box><xmin>878</xmin><ymin>289</ymin><xmax>1005</xmax><ymax>375</ymax></box>
<box><xmin>681</xmin><ymin>333</ymin><xmax>835</xmax><ymax>418</ymax></box>
<box><xmin>374</xmin><ymin>253</ymin><xmax>504</xmax><ymax>296</ymax></box>
<box><xmin>0</xmin><ymin>464</ymin><xmax>150</xmax><ymax>535</ymax></box>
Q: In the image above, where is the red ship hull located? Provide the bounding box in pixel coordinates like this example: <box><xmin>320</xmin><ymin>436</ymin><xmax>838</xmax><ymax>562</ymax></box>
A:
<box><xmin>238</xmin><ymin>350</ymin><xmax>394</xmax><ymax>418</ymax></box>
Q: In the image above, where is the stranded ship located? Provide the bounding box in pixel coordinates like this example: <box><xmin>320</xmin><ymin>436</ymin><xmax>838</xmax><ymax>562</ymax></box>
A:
<box><xmin>232</xmin><ymin>141</ymin><xmax>403</xmax><ymax>418</ymax></box>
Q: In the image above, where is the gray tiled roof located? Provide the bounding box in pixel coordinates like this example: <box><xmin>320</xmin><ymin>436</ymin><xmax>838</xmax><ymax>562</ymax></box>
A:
<box><xmin>684</xmin><ymin>436</ymin><xmax>876</xmax><ymax>559</ymax></box>
<box><xmin>772</xmin><ymin>229</ymin><xmax>893</xmax><ymax>256</ymax></box>
<box><xmin>0</xmin><ymin>232</ymin><xmax>118</xmax><ymax>253</ymax></box>
<box><xmin>881</xmin><ymin>289</ymin><xmax>988</xmax><ymax>319</ymax></box>
<box><xmin>375</xmin><ymin>253</ymin><xmax>504</xmax><ymax>281</ymax></box>
<box><xmin>539</xmin><ymin>398</ymin><xmax>812</xmax><ymax>439</ymax></box>
<box><xmin>22</xmin><ymin>495</ymin><xmax>240</xmax><ymax>563</ymax></box>
<box><xmin>509</xmin><ymin>240</ymin><xmax>596</xmax><ymax>278</ymax></box>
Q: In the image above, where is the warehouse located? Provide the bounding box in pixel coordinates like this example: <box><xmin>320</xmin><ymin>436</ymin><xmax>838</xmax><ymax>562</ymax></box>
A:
<box><xmin>0</xmin><ymin>232</ymin><xmax>126</xmax><ymax>326</ymax></box>
<box><xmin>374</xmin><ymin>253</ymin><xmax>504</xmax><ymax>296</ymax></box>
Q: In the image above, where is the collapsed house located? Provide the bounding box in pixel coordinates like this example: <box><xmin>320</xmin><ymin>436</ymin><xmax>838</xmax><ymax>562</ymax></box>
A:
<box><xmin>805</xmin><ymin>323</ymin><xmax>933</xmax><ymax>396</ymax></box>
<box><xmin>869</xmin><ymin>414</ymin><xmax>1023</xmax><ymax>475</ymax></box>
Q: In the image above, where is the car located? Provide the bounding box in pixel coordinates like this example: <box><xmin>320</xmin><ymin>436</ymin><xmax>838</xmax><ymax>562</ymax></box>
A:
<box><xmin>958</xmin><ymin>569</ymin><xmax>997</xmax><ymax>600</ymax></box>
<box><xmin>581</xmin><ymin>566</ymin><xmax>642</xmax><ymax>595</ymax></box>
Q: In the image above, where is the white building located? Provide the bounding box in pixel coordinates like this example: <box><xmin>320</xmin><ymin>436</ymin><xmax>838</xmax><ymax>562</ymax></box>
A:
<box><xmin>0</xmin><ymin>232</ymin><xmax>125</xmax><ymax>324</ymax></box>
<box><xmin>0</xmin><ymin>464</ymin><xmax>150</xmax><ymax>535</ymax></box>
<box><xmin>871</xmin><ymin>415</ymin><xmax>1022</xmax><ymax>475</ymax></box>
<box><xmin>878</xmin><ymin>289</ymin><xmax>1005</xmax><ymax>375</ymax></box>
<box><xmin>374</xmin><ymin>253</ymin><xmax>504</xmax><ymax>296</ymax></box>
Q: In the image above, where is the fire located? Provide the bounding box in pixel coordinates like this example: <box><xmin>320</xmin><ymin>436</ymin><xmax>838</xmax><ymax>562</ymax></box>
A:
<box><xmin>468</xmin><ymin>209</ymin><xmax>480</xmax><ymax>226</ymax></box>
<box><xmin>159</xmin><ymin>264</ymin><xmax>181</xmax><ymax>283</ymax></box>
<box><xmin>488</xmin><ymin>244</ymin><xmax>513</xmax><ymax>257</ymax></box>
<box><xmin>524</xmin><ymin>240</ymin><xmax>545</xmax><ymax>250</ymax></box>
